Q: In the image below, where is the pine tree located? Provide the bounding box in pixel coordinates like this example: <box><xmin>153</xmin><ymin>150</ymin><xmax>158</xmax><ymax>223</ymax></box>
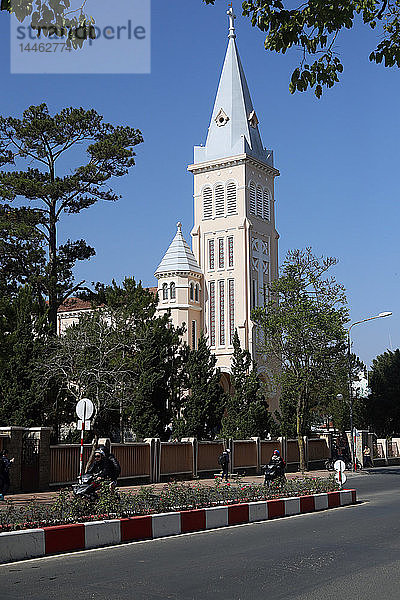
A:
<box><xmin>0</xmin><ymin>104</ymin><xmax>143</xmax><ymax>334</ymax></box>
<box><xmin>0</xmin><ymin>286</ymin><xmax>49</xmax><ymax>426</ymax></box>
<box><xmin>174</xmin><ymin>333</ymin><xmax>226</xmax><ymax>439</ymax></box>
<box><xmin>222</xmin><ymin>331</ymin><xmax>272</xmax><ymax>439</ymax></box>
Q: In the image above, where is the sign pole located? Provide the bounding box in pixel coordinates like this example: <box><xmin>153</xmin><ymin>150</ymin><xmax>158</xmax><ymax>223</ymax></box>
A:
<box><xmin>79</xmin><ymin>403</ymin><xmax>86</xmax><ymax>483</ymax></box>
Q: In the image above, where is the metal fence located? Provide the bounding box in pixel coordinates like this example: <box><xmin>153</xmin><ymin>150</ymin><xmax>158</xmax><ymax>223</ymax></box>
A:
<box><xmin>197</xmin><ymin>441</ymin><xmax>224</xmax><ymax>473</ymax></box>
<box><xmin>160</xmin><ymin>442</ymin><xmax>193</xmax><ymax>476</ymax></box>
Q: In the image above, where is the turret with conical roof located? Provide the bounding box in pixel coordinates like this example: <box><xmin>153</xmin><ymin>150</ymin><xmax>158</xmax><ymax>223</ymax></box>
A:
<box><xmin>155</xmin><ymin>222</ymin><xmax>203</xmax><ymax>350</ymax></box>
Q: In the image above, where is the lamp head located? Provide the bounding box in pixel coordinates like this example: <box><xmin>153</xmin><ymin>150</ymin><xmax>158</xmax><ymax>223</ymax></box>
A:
<box><xmin>378</xmin><ymin>312</ymin><xmax>392</xmax><ymax>318</ymax></box>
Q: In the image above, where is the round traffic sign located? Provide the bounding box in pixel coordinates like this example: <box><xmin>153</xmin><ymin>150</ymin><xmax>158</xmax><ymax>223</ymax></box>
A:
<box><xmin>334</xmin><ymin>459</ymin><xmax>346</xmax><ymax>473</ymax></box>
<box><xmin>76</xmin><ymin>398</ymin><xmax>94</xmax><ymax>420</ymax></box>
<box><xmin>335</xmin><ymin>471</ymin><xmax>347</xmax><ymax>485</ymax></box>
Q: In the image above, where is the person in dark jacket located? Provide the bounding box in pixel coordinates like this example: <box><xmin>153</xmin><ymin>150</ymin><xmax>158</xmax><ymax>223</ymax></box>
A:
<box><xmin>264</xmin><ymin>449</ymin><xmax>285</xmax><ymax>485</ymax></box>
<box><xmin>0</xmin><ymin>449</ymin><xmax>14</xmax><ymax>500</ymax></box>
<box><xmin>86</xmin><ymin>449</ymin><xmax>113</xmax><ymax>481</ymax></box>
<box><xmin>218</xmin><ymin>449</ymin><xmax>230</xmax><ymax>481</ymax></box>
<box><xmin>97</xmin><ymin>444</ymin><xmax>121</xmax><ymax>488</ymax></box>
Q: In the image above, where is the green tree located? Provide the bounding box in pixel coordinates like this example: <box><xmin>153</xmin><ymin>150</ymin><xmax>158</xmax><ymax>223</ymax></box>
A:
<box><xmin>0</xmin><ymin>285</ymin><xmax>49</xmax><ymax>426</ymax></box>
<box><xmin>80</xmin><ymin>277</ymin><xmax>185</xmax><ymax>440</ymax></box>
<box><xmin>0</xmin><ymin>104</ymin><xmax>143</xmax><ymax>334</ymax></box>
<box><xmin>205</xmin><ymin>0</ymin><xmax>400</xmax><ymax>97</ymax></box>
<box><xmin>0</xmin><ymin>204</ymin><xmax>46</xmax><ymax>300</ymax></box>
<box><xmin>222</xmin><ymin>331</ymin><xmax>272</xmax><ymax>439</ymax></box>
<box><xmin>365</xmin><ymin>349</ymin><xmax>400</xmax><ymax>436</ymax></box>
<box><xmin>173</xmin><ymin>332</ymin><xmax>226</xmax><ymax>439</ymax></box>
<box><xmin>1</xmin><ymin>0</ymin><xmax>94</xmax><ymax>49</ymax></box>
<box><xmin>253</xmin><ymin>248</ymin><xmax>348</xmax><ymax>471</ymax></box>
<box><xmin>42</xmin><ymin>310</ymin><xmax>125</xmax><ymax>443</ymax></box>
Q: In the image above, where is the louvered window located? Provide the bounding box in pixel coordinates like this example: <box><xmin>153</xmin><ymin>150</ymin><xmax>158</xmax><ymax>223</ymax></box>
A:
<box><xmin>208</xmin><ymin>239</ymin><xmax>215</xmax><ymax>270</ymax></box>
<box><xmin>162</xmin><ymin>283</ymin><xmax>168</xmax><ymax>300</ymax></box>
<box><xmin>256</xmin><ymin>185</ymin><xmax>263</xmax><ymax>217</ymax></box>
<box><xmin>228</xmin><ymin>279</ymin><xmax>235</xmax><ymax>345</ymax></box>
<box><xmin>190</xmin><ymin>282</ymin><xmax>194</xmax><ymax>301</ymax></box>
<box><xmin>263</xmin><ymin>189</ymin><xmax>270</xmax><ymax>221</ymax></box>
<box><xmin>209</xmin><ymin>282</ymin><xmax>216</xmax><ymax>346</ymax></box>
<box><xmin>195</xmin><ymin>284</ymin><xmax>200</xmax><ymax>302</ymax></box>
<box><xmin>249</xmin><ymin>181</ymin><xmax>256</xmax><ymax>215</ymax></box>
<box><xmin>218</xmin><ymin>238</ymin><xmax>224</xmax><ymax>269</ymax></box>
<box><xmin>227</xmin><ymin>182</ymin><xmax>237</xmax><ymax>214</ymax></box>
<box><xmin>170</xmin><ymin>282</ymin><xmax>176</xmax><ymax>299</ymax></box>
<box><xmin>215</xmin><ymin>184</ymin><xmax>225</xmax><ymax>217</ymax></box>
<box><xmin>228</xmin><ymin>236</ymin><xmax>234</xmax><ymax>268</ymax></box>
<box><xmin>219</xmin><ymin>280</ymin><xmax>225</xmax><ymax>346</ymax></box>
<box><xmin>203</xmin><ymin>186</ymin><xmax>212</xmax><ymax>219</ymax></box>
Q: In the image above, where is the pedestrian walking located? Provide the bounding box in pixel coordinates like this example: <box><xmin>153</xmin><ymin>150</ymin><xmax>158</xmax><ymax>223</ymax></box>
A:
<box><xmin>218</xmin><ymin>449</ymin><xmax>230</xmax><ymax>481</ymax></box>
<box><xmin>363</xmin><ymin>445</ymin><xmax>373</xmax><ymax>468</ymax></box>
<box><xmin>0</xmin><ymin>449</ymin><xmax>14</xmax><ymax>500</ymax></box>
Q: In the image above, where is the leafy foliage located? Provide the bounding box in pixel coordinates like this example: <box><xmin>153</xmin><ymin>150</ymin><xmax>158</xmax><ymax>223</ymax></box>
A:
<box><xmin>0</xmin><ymin>476</ymin><xmax>339</xmax><ymax>532</ymax></box>
<box><xmin>222</xmin><ymin>331</ymin><xmax>273</xmax><ymax>439</ymax></box>
<box><xmin>173</xmin><ymin>332</ymin><xmax>226</xmax><ymax>439</ymax></box>
<box><xmin>0</xmin><ymin>285</ymin><xmax>49</xmax><ymax>426</ymax></box>
<box><xmin>0</xmin><ymin>104</ymin><xmax>143</xmax><ymax>334</ymax></box>
<box><xmin>365</xmin><ymin>349</ymin><xmax>400</xmax><ymax>435</ymax></box>
<box><xmin>205</xmin><ymin>0</ymin><xmax>400</xmax><ymax>96</ymax></box>
<box><xmin>253</xmin><ymin>248</ymin><xmax>348</xmax><ymax>470</ymax></box>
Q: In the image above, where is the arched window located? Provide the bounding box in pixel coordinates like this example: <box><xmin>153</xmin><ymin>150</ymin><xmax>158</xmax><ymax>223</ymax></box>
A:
<box><xmin>249</xmin><ymin>181</ymin><xmax>256</xmax><ymax>215</ymax></box>
<box><xmin>195</xmin><ymin>283</ymin><xmax>200</xmax><ymax>302</ymax></box>
<box><xmin>227</xmin><ymin>182</ymin><xmax>237</xmax><ymax>214</ymax></box>
<box><xmin>162</xmin><ymin>283</ymin><xmax>168</xmax><ymax>300</ymax></box>
<box><xmin>256</xmin><ymin>185</ymin><xmax>263</xmax><ymax>217</ymax></box>
<box><xmin>203</xmin><ymin>186</ymin><xmax>212</xmax><ymax>219</ymax></box>
<box><xmin>215</xmin><ymin>183</ymin><xmax>225</xmax><ymax>216</ymax></box>
<box><xmin>263</xmin><ymin>189</ymin><xmax>270</xmax><ymax>221</ymax></box>
<box><xmin>190</xmin><ymin>282</ymin><xmax>194</xmax><ymax>301</ymax></box>
<box><xmin>170</xmin><ymin>282</ymin><xmax>176</xmax><ymax>299</ymax></box>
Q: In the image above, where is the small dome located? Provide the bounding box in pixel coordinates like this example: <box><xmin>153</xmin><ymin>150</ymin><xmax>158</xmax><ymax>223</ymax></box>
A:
<box><xmin>155</xmin><ymin>222</ymin><xmax>201</xmax><ymax>276</ymax></box>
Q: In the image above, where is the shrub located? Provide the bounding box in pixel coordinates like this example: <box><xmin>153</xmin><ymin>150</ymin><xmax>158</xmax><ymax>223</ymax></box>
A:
<box><xmin>0</xmin><ymin>476</ymin><xmax>339</xmax><ymax>532</ymax></box>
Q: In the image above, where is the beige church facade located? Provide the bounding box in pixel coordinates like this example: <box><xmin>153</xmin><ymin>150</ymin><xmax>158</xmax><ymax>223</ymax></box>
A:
<box><xmin>155</xmin><ymin>8</ymin><xmax>279</xmax><ymax>388</ymax></box>
<box><xmin>57</xmin><ymin>10</ymin><xmax>280</xmax><ymax>409</ymax></box>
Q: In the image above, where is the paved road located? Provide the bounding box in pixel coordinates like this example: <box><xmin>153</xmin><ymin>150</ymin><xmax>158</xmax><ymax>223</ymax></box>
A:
<box><xmin>1</xmin><ymin>467</ymin><xmax>400</xmax><ymax>599</ymax></box>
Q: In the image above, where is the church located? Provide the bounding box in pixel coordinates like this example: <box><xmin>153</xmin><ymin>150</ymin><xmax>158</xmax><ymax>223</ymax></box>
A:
<box><xmin>56</xmin><ymin>9</ymin><xmax>280</xmax><ymax>408</ymax></box>
<box><xmin>154</xmin><ymin>8</ymin><xmax>279</xmax><ymax>395</ymax></box>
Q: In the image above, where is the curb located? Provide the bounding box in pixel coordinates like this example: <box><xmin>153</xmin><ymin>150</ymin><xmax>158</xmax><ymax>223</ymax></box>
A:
<box><xmin>0</xmin><ymin>489</ymin><xmax>356</xmax><ymax>563</ymax></box>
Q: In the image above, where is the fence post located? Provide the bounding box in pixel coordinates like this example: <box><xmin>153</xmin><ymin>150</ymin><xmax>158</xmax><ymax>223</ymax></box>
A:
<box><xmin>228</xmin><ymin>438</ymin><xmax>234</xmax><ymax>474</ymax></box>
<box><xmin>251</xmin><ymin>437</ymin><xmax>261</xmax><ymax>474</ymax></box>
<box><xmin>377</xmin><ymin>438</ymin><xmax>388</xmax><ymax>465</ymax></box>
<box><xmin>0</xmin><ymin>427</ymin><xmax>25</xmax><ymax>492</ymax></box>
<box><xmin>181</xmin><ymin>437</ymin><xmax>198</xmax><ymax>478</ymax></box>
<box><xmin>33</xmin><ymin>427</ymin><xmax>52</xmax><ymax>491</ymax></box>
<box><xmin>278</xmin><ymin>436</ymin><xmax>287</xmax><ymax>465</ymax></box>
<box><xmin>145</xmin><ymin>438</ymin><xmax>160</xmax><ymax>483</ymax></box>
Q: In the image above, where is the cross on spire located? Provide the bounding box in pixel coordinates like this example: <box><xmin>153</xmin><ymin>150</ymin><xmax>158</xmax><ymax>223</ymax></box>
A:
<box><xmin>227</xmin><ymin>5</ymin><xmax>236</xmax><ymax>39</ymax></box>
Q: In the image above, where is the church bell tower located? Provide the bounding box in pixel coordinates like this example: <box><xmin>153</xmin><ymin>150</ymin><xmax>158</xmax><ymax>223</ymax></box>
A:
<box><xmin>188</xmin><ymin>7</ymin><xmax>280</xmax><ymax>375</ymax></box>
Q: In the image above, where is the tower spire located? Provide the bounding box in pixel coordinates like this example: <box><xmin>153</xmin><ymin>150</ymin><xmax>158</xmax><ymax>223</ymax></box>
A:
<box><xmin>227</xmin><ymin>5</ymin><xmax>236</xmax><ymax>39</ymax></box>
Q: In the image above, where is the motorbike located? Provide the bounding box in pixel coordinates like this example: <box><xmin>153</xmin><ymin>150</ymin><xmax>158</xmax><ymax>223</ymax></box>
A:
<box><xmin>263</xmin><ymin>463</ymin><xmax>285</xmax><ymax>486</ymax></box>
<box><xmin>72</xmin><ymin>473</ymin><xmax>101</xmax><ymax>501</ymax></box>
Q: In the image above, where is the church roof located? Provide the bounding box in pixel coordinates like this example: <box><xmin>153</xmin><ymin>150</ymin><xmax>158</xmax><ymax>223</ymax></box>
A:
<box><xmin>155</xmin><ymin>222</ymin><xmax>201</xmax><ymax>276</ymax></box>
<box><xmin>194</xmin><ymin>8</ymin><xmax>272</xmax><ymax>166</ymax></box>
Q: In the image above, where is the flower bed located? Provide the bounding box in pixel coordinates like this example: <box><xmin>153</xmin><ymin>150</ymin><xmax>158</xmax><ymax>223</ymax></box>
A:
<box><xmin>0</xmin><ymin>476</ymin><xmax>339</xmax><ymax>533</ymax></box>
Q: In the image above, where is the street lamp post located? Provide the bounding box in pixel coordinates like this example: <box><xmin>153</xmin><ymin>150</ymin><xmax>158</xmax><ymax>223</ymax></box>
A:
<box><xmin>347</xmin><ymin>311</ymin><xmax>392</xmax><ymax>471</ymax></box>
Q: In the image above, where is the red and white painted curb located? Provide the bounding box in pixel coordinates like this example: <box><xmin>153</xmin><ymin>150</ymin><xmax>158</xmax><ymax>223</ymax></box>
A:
<box><xmin>0</xmin><ymin>489</ymin><xmax>356</xmax><ymax>563</ymax></box>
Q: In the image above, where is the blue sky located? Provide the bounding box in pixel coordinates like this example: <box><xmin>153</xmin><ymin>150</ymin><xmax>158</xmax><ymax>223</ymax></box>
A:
<box><xmin>0</xmin><ymin>1</ymin><xmax>399</xmax><ymax>367</ymax></box>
